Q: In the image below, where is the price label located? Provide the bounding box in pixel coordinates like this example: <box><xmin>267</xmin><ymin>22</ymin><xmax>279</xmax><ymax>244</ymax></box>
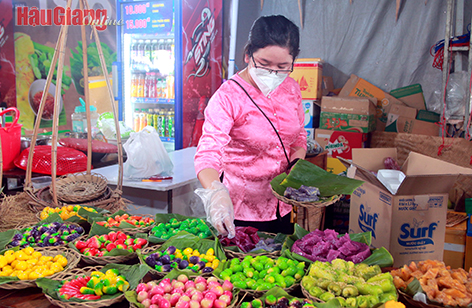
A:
<box><xmin>122</xmin><ymin>0</ymin><xmax>173</xmax><ymax>34</ymax></box>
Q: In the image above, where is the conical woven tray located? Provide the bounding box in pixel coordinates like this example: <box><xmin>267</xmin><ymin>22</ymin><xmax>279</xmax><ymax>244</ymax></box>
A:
<box><xmin>53</xmin><ymin>172</ymin><xmax>108</xmax><ymax>203</ymax></box>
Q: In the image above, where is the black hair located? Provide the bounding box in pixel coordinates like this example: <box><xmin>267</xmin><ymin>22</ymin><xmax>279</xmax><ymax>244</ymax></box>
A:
<box><xmin>244</xmin><ymin>15</ymin><xmax>300</xmax><ymax>61</ymax></box>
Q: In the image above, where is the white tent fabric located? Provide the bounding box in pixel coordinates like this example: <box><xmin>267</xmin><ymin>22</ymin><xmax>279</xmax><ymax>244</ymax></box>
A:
<box><xmin>232</xmin><ymin>0</ymin><xmax>472</xmax><ymax>110</ymax></box>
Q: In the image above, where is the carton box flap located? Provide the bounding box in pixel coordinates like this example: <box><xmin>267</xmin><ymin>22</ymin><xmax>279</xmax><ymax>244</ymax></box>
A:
<box><xmin>352</xmin><ymin>148</ymin><xmax>397</xmax><ymax>171</ymax></box>
<box><xmin>321</xmin><ymin>96</ymin><xmax>376</xmax><ymax>115</ymax></box>
<box><xmin>402</xmin><ymin>152</ymin><xmax>472</xmax><ymax>176</ymax></box>
<box><xmin>396</xmin><ymin>174</ymin><xmax>459</xmax><ymax>195</ymax></box>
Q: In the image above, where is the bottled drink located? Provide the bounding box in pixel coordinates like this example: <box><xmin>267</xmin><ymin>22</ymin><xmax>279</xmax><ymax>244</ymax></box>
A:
<box><xmin>130</xmin><ymin>73</ymin><xmax>137</xmax><ymax>97</ymax></box>
<box><xmin>166</xmin><ymin>74</ymin><xmax>174</xmax><ymax>99</ymax></box>
<box><xmin>133</xmin><ymin>108</ymin><xmax>140</xmax><ymax>131</ymax></box>
<box><xmin>130</xmin><ymin>40</ymin><xmax>138</xmax><ymax>67</ymax></box>
<box><xmin>157</xmin><ymin>110</ymin><xmax>165</xmax><ymax>137</ymax></box>
<box><xmin>139</xmin><ymin>108</ymin><xmax>147</xmax><ymax>131</ymax></box>
<box><xmin>137</xmin><ymin>74</ymin><xmax>144</xmax><ymax>97</ymax></box>
<box><xmin>168</xmin><ymin>109</ymin><xmax>174</xmax><ymax>138</ymax></box>
<box><xmin>155</xmin><ymin>78</ymin><xmax>162</xmax><ymax>98</ymax></box>
<box><xmin>144</xmin><ymin>73</ymin><xmax>150</xmax><ymax>98</ymax></box>
<box><xmin>163</xmin><ymin>110</ymin><xmax>170</xmax><ymax>137</ymax></box>
<box><xmin>153</xmin><ymin>108</ymin><xmax>159</xmax><ymax>131</ymax></box>
<box><xmin>144</xmin><ymin>39</ymin><xmax>152</xmax><ymax>66</ymax></box>
<box><xmin>137</xmin><ymin>40</ymin><xmax>145</xmax><ymax>65</ymax></box>
<box><xmin>148</xmin><ymin>73</ymin><xmax>156</xmax><ymax>98</ymax></box>
<box><xmin>151</xmin><ymin>39</ymin><xmax>159</xmax><ymax>69</ymax></box>
<box><xmin>147</xmin><ymin>108</ymin><xmax>154</xmax><ymax>128</ymax></box>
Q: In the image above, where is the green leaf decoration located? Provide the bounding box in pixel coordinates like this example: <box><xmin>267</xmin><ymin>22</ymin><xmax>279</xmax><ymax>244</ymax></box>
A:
<box><xmin>149</xmin><ymin>214</ymin><xmax>215</xmax><ymax>244</ymax></box>
<box><xmin>41</xmin><ymin>212</ymin><xmax>65</xmax><ymax>224</ymax></box>
<box><xmin>68</xmin><ymin>222</ymin><xmax>148</xmax><ymax>257</ymax></box>
<box><xmin>271</xmin><ymin>159</ymin><xmax>364</xmax><ymax>197</ymax></box>
<box><xmin>36</xmin><ymin>263</ymin><xmax>148</xmax><ymax>302</ymax></box>
<box><xmin>0</xmin><ymin>229</ymin><xmax>19</xmax><ymax>251</ymax></box>
<box><xmin>282</xmin><ymin>224</ymin><xmax>393</xmax><ymax>267</ymax></box>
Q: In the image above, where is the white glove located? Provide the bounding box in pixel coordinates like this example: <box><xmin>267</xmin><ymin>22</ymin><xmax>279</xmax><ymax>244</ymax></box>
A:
<box><xmin>194</xmin><ymin>180</ymin><xmax>236</xmax><ymax>239</ymax></box>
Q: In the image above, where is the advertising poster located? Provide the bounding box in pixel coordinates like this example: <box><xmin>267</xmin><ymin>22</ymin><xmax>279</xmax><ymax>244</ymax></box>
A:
<box><xmin>0</xmin><ymin>0</ymin><xmax>16</xmax><ymax>108</ymax></box>
<box><xmin>12</xmin><ymin>0</ymin><xmax>117</xmax><ymax>131</ymax></box>
<box><xmin>182</xmin><ymin>0</ymin><xmax>222</xmax><ymax>147</ymax></box>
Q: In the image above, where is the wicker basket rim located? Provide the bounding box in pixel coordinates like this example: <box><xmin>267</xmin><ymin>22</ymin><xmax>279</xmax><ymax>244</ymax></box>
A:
<box><xmin>271</xmin><ymin>186</ymin><xmax>342</xmax><ymax>208</ymax></box>
<box><xmin>53</xmin><ymin>173</ymin><xmax>109</xmax><ymax>203</ymax></box>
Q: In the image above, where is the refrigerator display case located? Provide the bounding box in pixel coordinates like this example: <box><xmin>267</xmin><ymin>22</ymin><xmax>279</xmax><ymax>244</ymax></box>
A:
<box><xmin>116</xmin><ymin>0</ymin><xmax>223</xmax><ymax>151</ymax></box>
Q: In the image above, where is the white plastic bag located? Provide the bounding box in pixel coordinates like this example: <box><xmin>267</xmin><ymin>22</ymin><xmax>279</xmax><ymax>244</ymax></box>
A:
<box><xmin>123</xmin><ymin>126</ymin><xmax>174</xmax><ymax>179</ymax></box>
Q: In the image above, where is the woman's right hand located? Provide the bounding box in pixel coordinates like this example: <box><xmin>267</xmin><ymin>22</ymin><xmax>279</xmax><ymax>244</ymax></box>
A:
<box><xmin>195</xmin><ymin>181</ymin><xmax>236</xmax><ymax>238</ymax></box>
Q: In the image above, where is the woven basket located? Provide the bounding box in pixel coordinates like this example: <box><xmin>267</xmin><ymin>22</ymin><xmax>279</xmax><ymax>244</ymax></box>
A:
<box><xmin>271</xmin><ymin>187</ymin><xmax>342</xmax><ymax>209</ymax></box>
<box><xmin>43</xmin><ymin>265</ymin><xmax>126</xmax><ymax>308</ymax></box>
<box><xmin>99</xmin><ymin>213</ymin><xmax>155</xmax><ymax>236</ymax></box>
<box><xmin>128</xmin><ymin>277</ymin><xmax>239</xmax><ymax>308</ymax></box>
<box><xmin>397</xmin><ymin>290</ymin><xmax>444</xmax><ymax>308</ymax></box>
<box><xmin>223</xmin><ymin>232</ymin><xmax>283</xmax><ymax>259</ymax></box>
<box><xmin>28</xmin><ymin>186</ymin><xmax>125</xmax><ymax>214</ymax></box>
<box><xmin>301</xmin><ymin>284</ymin><xmax>323</xmax><ymax>303</ymax></box>
<box><xmin>71</xmin><ymin>235</ymin><xmax>148</xmax><ymax>265</ymax></box>
<box><xmin>138</xmin><ymin>246</ymin><xmax>167</xmax><ymax>279</ymax></box>
<box><xmin>0</xmin><ymin>247</ymin><xmax>80</xmax><ymax>290</ymax></box>
<box><xmin>53</xmin><ymin>172</ymin><xmax>108</xmax><ymax>203</ymax></box>
<box><xmin>7</xmin><ymin>221</ymin><xmax>85</xmax><ymax>250</ymax></box>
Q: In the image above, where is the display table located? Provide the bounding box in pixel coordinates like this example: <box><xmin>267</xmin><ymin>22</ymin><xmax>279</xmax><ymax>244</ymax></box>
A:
<box><xmin>92</xmin><ymin>147</ymin><xmax>199</xmax><ymax>214</ymax></box>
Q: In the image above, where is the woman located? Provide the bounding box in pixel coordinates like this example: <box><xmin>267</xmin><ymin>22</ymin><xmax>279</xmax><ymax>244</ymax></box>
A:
<box><xmin>194</xmin><ymin>15</ymin><xmax>306</xmax><ymax>237</ymax></box>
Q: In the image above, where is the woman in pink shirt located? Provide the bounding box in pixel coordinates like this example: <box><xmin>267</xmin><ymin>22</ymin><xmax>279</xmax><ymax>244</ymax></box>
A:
<box><xmin>194</xmin><ymin>15</ymin><xmax>307</xmax><ymax>237</ymax></box>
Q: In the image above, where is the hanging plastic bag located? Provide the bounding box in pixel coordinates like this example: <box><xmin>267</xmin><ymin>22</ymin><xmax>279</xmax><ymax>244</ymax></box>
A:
<box><xmin>123</xmin><ymin>126</ymin><xmax>173</xmax><ymax>179</ymax></box>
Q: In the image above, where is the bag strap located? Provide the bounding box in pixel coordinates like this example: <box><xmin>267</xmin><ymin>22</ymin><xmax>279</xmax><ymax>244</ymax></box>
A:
<box><xmin>229</xmin><ymin>78</ymin><xmax>291</xmax><ymax>166</ymax></box>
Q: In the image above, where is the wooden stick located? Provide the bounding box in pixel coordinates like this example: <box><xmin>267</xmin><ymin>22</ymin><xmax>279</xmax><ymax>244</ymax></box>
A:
<box><xmin>50</xmin><ymin>0</ymin><xmax>72</xmax><ymax>205</ymax></box>
<box><xmin>261</xmin><ymin>0</ymin><xmax>263</xmax><ymax>10</ymax></box>
<box><xmin>298</xmin><ymin>0</ymin><xmax>303</xmax><ymax>29</ymax></box>
<box><xmin>80</xmin><ymin>0</ymin><xmax>92</xmax><ymax>173</ymax></box>
<box><xmin>0</xmin><ymin>132</ymin><xmax>2</xmax><ymax>189</ymax></box>
<box><xmin>83</xmin><ymin>0</ymin><xmax>123</xmax><ymax>190</ymax></box>
<box><xmin>25</xmin><ymin>26</ymin><xmax>65</xmax><ymax>187</ymax></box>
<box><xmin>396</xmin><ymin>0</ymin><xmax>401</xmax><ymax>22</ymax></box>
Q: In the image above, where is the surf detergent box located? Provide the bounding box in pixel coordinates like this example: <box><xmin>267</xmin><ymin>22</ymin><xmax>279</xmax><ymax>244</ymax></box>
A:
<box><xmin>341</xmin><ymin>148</ymin><xmax>472</xmax><ymax>267</ymax></box>
<box><xmin>319</xmin><ymin>96</ymin><xmax>377</xmax><ymax>133</ymax></box>
<box><xmin>290</xmin><ymin>58</ymin><xmax>323</xmax><ymax>100</ymax></box>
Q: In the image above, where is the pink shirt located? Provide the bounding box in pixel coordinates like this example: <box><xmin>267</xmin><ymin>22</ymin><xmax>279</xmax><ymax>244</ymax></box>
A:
<box><xmin>194</xmin><ymin>73</ymin><xmax>307</xmax><ymax>221</ymax></box>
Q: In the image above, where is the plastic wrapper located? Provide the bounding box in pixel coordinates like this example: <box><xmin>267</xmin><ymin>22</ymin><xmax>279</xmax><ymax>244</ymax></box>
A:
<box><xmin>383</xmin><ymin>157</ymin><xmax>401</xmax><ymax>170</ymax></box>
<box><xmin>284</xmin><ymin>185</ymin><xmax>320</xmax><ymax>202</ymax></box>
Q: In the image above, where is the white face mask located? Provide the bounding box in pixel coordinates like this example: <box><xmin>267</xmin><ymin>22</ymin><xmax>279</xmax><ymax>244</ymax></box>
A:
<box><xmin>249</xmin><ymin>67</ymin><xmax>288</xmax><ymax>97</ymax></box>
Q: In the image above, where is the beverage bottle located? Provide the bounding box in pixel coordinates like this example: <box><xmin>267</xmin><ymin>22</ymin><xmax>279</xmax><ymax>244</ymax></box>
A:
<box><xmin>155</xmin><ymin>78</ymin><xmax>161</xmax><ymax>98</ymax></box>
<box><xmin>130</xmin><ymin>40</ymin><xmax>137</xmax><ymax>67</ymax></box>
<box><xmin>167</xmin><ymin>74</ymin><xmax>174</xmax><ymax>99</ymax></box>
<box><xmin>144</xmin><ymin>73</ymin><xmax>150</xmax><ymax>98</ymax></box>
<box><xmin>151</xmin><ymin>39</ymin><xmax>158</xmax><ymax>69</ymax></box>
<box><xmin>133</xmin><ymin>108</ymin><xmax>140</xmax><ymax>131</ymax></box>
<box><xmin>147</xmin><ymin>108</ymin><xmax>154</xmax><ymax>127</ymax></box>
<box><xmin>130</xmin><ymin>73</ymin><xmax>137</xmax><ymax>97</ymax></box>
<box><xmin>168</xmin><ymin>109</ymin><xmax>174</xmax><ymax>138</ymax></box>
<box><xmin>140</xmin><ymin>73</ymin><xmax>146</xmax><ymax>97</ymax></box>
<box><xmin>153</xmin><ymin>108</ymin><xmax>159</xmax><ymax>131</ymax></box>
<box><xmin>135</xmin><ymin>74</ymin><xmax>142</xmax><ymax>97</ymax></box>
<box><xmin>163</xmin><ymin>110</ymin><xmax>170</xmax><ymax>137</ymax></box>
<box><xmin>168</xmin><ymin>39</ymin><xmax>175</xmax><ymax>69</ymax></box>
<box><xmin>157</xmin><ymin>110</ymin><xmax>165</xmax><ymax>137</ymax></box>
<box><xmin>144</xmin><ymin>39</ymin><xmax>152</xmax><ymax>66</ymax></box>
<box><xmin>139</xmin><ymin>108</ymin><xmax>147</xmax><ymax>131</ymax></box>
<box><xmin>137</xmin><ymin>40</ymin><xmax>145</xmax><ymax>65</ymax></box>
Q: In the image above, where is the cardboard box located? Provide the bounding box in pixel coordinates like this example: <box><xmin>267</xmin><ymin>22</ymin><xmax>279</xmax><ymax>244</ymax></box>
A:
<box><xmin>339</xmin><ymin>74</ymin><xmax>406</xmax><ymax>131</ymax></box>
<box><xmin>322</xmin><ymin>76</ymin><xmax>334</xmax><ymax>96</ymax></box>
<box><xmin>343</xmin><ymin>148</ymin><xmax>472</xmax><ymax>267</ymax></box>
<box><xmin>319</xmin><ymin>96</ymin><xmax>377</xmax><ymax>133</ymax></box>
<box><xmin>416</xmin><ymin>110</ymin><xmax>440</xmax><ymax>123</ymax></box>
<box><xmin>385</xmin><ymin>116</ymin><xmax>439</xmax><ymax>136</ymax></box>
<box><xmin>443</xmin><ymin>215</ymin><xmax>467</xmax><ymax>269</ymax></box>
<box><xmin>326</xmin><ymin>157</ymin><xmax>347</xmax><ymax>175</ymax></box>
<box><xmin>386</xmin><ymin>104</ymin><xmax>417</xmax><ymax>125</ymax></box>
<box><xmin>390</xmin><ymin>84</ymin><xmax>426</xmax><ymax>110</ymax></box>
<box><xmin>315</xmin><ymin>128</ymin><xmax>370</xmax><ymax>159</ymax></box>
<box><xmin>290</xmin><ymin>58</ymin><xmax>323</xmax><ymax>100</ymax></box>
<box><xmin>303</xmin><ymin>100</ymin><xmax>314</xmax><ymax>128</ymax></box>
